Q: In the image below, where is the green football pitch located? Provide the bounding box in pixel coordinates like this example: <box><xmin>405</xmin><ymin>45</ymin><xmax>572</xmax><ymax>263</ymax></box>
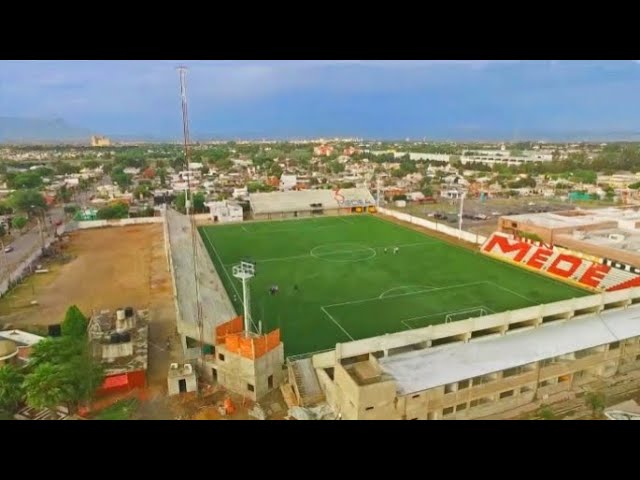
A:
<box><xmin>199</xmin><ymin>215</ymin><xmax>589</xmax><ymax>357</ymax></box>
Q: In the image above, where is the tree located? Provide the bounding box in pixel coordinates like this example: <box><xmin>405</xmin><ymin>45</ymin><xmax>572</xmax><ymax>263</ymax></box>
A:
<box><xmin>25</xmin><ymin>337</ymin><xmax>104</xmax><ymax>412</ymax></box>
<box><xmin>96</xmin><ymin>202</ymin><xmax>129</xmax><ymax>220</ymax></box>
<box><xmin>7</xmin><ymin>172</ymin><xmax>43</xmax><ymax>189</ymax></box>
<box><xmin>112</xmin><ymin>171</ymin><xmax>133</xmax><ymax>191</ymax></box>
<box><xmin>585</xmin><ymin>392</ymin><xmax>606</xmax><ymax>418</ymax></box>
<box><xmin>0</xmin><ymin>364</ymin><xmax>25</xmax><ymax>412</ymax></box>
<box><xmin>24</xmin><ymin>363</ymin><xmax>69</xmax><ymax>410</ymax></box>
<box><xmin>29</xmin><ymin>336</ymin><xmax>86</xmax><ymax>368</ymax></box>
<box><xmin>192</xmin><ymin>192</ymin><xmax>206</xmax><ymax>213</ymax></box>
<box><xmin>157</xmin><ymin>167</ymin><xmax>167</xmax><ymax>188</ymax></box>
<box><xmin>421</xmin><ymin>183</ymin><xmax>433</xmax><ymax>197</ymax></box>
<box><xmin>61</xmin><ymin>305</ymin><xmax>89</xmax><ymax>338</ymax></box>
<box><xmin>0</xmin><ymin>224</ymin><xmax>5</xmax><ymax>238</ymax></box>
<box><xmin>269</xmin><ymin>163</ymin><xmax>283</xmax><ymax>177</ymax></box>
<box><xmin>9</xmin><ymin>189</ymin><xmax>47</xmax><ymax>216</ymax></box>
<box><xmin>56</xmin><ymin>185</ymin><xmax>72</xmax><ymax>203</ymax></box>
<box><xmin>11</xmin><ymin>216</ymin><xmax>27</xmax><ymax>231</ymax></box>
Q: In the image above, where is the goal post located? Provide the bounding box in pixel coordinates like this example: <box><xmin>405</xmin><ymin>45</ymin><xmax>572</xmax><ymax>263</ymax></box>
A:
<box><xmin>445</xmin><ymin>307</ymin><xmax>489</xmax><ymax>324</ymax></box>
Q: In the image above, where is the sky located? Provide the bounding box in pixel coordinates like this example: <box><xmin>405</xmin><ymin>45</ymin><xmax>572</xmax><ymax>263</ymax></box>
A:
<box><xmin>3</xmin><ymin>60</ymin><xmax>640</xmax><ymax>140</ymax></box>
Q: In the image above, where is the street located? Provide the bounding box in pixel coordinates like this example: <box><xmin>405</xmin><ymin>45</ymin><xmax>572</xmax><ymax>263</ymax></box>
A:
<box><xmin>1</xmin><ymin>206</ymin><xmax>64</xmax><ymax>281</ymax></box>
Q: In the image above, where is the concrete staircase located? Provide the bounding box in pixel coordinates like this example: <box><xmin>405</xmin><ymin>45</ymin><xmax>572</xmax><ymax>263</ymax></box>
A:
<box><xmin>288</xmin><ymin>358</ymin><xmax>325</xmax><ymax>407</ymax></box>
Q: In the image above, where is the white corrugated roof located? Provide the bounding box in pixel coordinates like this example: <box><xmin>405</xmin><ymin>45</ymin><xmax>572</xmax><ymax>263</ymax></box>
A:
<box><xmin>379</xmin><ymin>307</ymin><xmax>640</xmax><ymax>396</ymax></box>
<box><xmin>250</xmin><ymin>188</ymin><xmax>374</xmax><ymax>214</ymax></box>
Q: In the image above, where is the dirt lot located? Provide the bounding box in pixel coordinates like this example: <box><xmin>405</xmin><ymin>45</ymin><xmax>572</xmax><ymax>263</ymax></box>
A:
<box><xmin>0</xmin><ymin>225</ymin><xmax>164</xmax><ymax>325</ymax></box>
<box><xmin>0</xmin><ymin>224</ymin><xmax>178</xmax><ymax>391</ymax></box>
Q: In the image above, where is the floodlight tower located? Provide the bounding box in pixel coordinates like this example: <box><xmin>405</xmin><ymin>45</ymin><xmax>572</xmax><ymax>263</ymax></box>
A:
<box><xmin>458</xmin><ymin>190</ymin><xmax>466</xmax><ymax>240</ymax></box>
<box><xmin>233</xmin><ymin>261</ymin><xmax>257</xmax><ymax>335</ymax></box>
<box><xmin>177</xmin><ymin>65</ymin><xmax>192</xmax><ymax>215</ymax></box>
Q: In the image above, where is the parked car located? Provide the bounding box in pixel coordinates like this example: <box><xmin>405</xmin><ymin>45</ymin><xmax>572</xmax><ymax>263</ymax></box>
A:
<box><xmin>3</xmin><ymin>245</ymin><xmax>14</xmax><ymax>253</ymax></box>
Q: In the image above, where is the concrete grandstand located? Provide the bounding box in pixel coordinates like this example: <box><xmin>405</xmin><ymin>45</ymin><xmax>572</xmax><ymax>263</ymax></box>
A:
<box><xmin>249</xmin><ymin>188</ymin><xmax>376</xmax><ymax>220</ymax></box>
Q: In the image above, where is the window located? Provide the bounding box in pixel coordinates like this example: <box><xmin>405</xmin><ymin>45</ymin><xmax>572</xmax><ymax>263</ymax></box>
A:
<box><xmin>247</xmin><ymin>384</ymin><xmax>255</xmax><ymax>392</ymax></box>
<box><xmin>268</xmin><ymin>375</ymin><xmax>273</xmax><ymax>389</ymax></box>
<box><xmin>610</xmin><ymin>341</ymin><xmax>620</xmax><ymax>350</ymax></box>
<box><xmin>520</xmin><ymin>385</ymin><xmax>533</xmax><ymax>394</ymax></box>
<box><xmin>458</xmin><ymin>379</ymin><xmax>469</xmax><ymax>389</ymax></box>
<box><xmin>443</xmin><ymin>406</ymin><xmax>454</xmax><ymax>416</ymax></box>
<box><xmin>365</xmin><ymin>406</ymin><xmax>374</xmax><ymax>411</ymax></box>
<box><xmin>503</xmin><ymin>367</ymin><xmax>521</xmax><ymax>378</ymax></box>
<box><xmin>412</xmin><ymin>394</ymin><xmax>421</xmax><ymax>399</ymax></box>
<box><xmin>218</xmin><ymin>353</ymin><xmax>225</xmax><ymax>362</ymax></box>
<box><xmin>469</xmin><ymin>399</ymin><xmax>479</xmax><ymax>408</ymax></box>
<box><xmin>410</xmin><ymin>417</ymin><xmax>418</xmax><ymax>420</ymax></box>
<box><xmin>499</xmin><ymin>390</ymin><xmax>514</xmax><ymax>399</ymax></box>
<box><xmin>636</xmin><ymin>355</ymin><xmax>640</xmax><ymax>362</ymax></box>
<box><xmin>186</xmin><ymin>336</ymin><xmax>199</xmax><ymax>348</ymax></box>
<box><xmin>456</xmin><ymin>403</ymin><xmax>467</xmax><ymax>412</ymax></box>
<box><xmin>444</xmin><ymin>383</ymin><xmax>457</xmax><ymax>393</ymax></box>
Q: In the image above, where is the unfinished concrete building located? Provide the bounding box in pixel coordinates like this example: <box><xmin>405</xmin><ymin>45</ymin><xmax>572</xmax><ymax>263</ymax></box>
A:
<box><xmin>200</xmin><ymin>317</ymin><xmax>285</xmax><ymax>402</ymax></box>
<box><xmin>164</xmin><ymin>208</ymin><xmax>285</xmax><ymax>401</ymax></box>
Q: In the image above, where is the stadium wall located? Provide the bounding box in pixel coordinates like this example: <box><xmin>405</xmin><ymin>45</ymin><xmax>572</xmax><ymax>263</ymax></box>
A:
<box><xmin>481</xmin><ymin>232</ymin><xmax>640</xmax><ymax>292</ymax></box>
<box><xmin>252</xmin><ymin>208</ymin><xmax>346</xmax><ymax>221</ymax></box>
<box><xmin>377</xmin><ymin>207</ymin><xmax>487</xmax><ymax>245</ymax></box>
<box><xmin>65</xmin><ymin>217</ymin><xmax>163</xmax><ymax>231</ymax></box>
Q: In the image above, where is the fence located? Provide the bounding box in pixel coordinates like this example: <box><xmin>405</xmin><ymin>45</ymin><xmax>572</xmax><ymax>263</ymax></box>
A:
<box><xmin>378</xmin><ymin>207</ymin><xmax>487</xmax><ymax>245</ymax></box>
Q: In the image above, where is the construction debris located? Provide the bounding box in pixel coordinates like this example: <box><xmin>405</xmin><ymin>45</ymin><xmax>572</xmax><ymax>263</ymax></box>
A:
<box><xmin>249</xmin><ymin>403</ymin><xmax>267</xmax><ymax>420</ymax></box>
<box><xmin>287</xmin><ymin>403</ymin><xmax>337</xmax><ymax>420</ymax></box>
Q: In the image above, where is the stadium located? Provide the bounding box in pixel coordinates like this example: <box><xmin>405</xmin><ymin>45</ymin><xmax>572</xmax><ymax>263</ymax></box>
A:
<box><xmin>164</xmin><ymin>188</ymin><xmax>640</xmax><ymax>419</ymax></box>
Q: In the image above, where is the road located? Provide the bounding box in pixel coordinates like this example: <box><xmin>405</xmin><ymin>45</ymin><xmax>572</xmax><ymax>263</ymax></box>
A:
<box><xmin>0</xmin><ymin>206</ymin><xmax>64</xmax><ymax>281</ymax></box>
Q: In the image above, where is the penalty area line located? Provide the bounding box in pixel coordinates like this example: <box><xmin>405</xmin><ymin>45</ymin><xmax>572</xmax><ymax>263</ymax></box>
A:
<box><xmin>321</xmin><ymin>306</ymin><xmax>355</xmax><ymax>341</ymax></box>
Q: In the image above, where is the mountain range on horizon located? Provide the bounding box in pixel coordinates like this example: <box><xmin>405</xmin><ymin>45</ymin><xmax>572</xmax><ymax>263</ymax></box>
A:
<box><xmin>3</xmin><ymin>116</ymin><xmax>640</xmax><ymax>145</ymax></box>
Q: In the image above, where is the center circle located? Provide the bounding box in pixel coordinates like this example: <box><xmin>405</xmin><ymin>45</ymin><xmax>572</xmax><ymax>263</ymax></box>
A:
<box><xmin>310</xmin><ymin>243</ymin><xmax>377</xmax><ymax>263</ymax></box>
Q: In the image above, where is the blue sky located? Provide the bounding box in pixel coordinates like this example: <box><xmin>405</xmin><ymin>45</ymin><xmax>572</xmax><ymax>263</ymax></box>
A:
<box><xmin>3</xmin><ymin>60</ymin><xmax>640</xmax><ymax>140</ymax></box>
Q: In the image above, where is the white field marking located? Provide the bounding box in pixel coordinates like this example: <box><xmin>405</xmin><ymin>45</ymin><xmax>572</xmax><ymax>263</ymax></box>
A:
<box><xmin>488</xmin><ymin>281</ymin><xmax>536</xmax><ymax>303</ymax></box>
<box><xmin>310</xmin><ymin>243</ymin><xmax>377</xmax><ymax>263</ymax></box>
<box><xmin>338</xmin><ymin>216</ymin><xmax>355</xmax><ymax>225</ymax></box>
<box><xmin>238</xmin><ymin>218</ymin><xmax>348</xmax><ymax>235</ymax></box>
<box><xmin>222</xmin><ymin>241</ymin><xmax>436</xmax><ymax>267</ymax></box>
<box><xmin>323</xmin><ymin>281</ymin><xmax>489</xmax><ymax>309</ymax></box>
<box><xmin>400</xmin><ymin>305</ymin><xmax>495</xmax><ymax>330</ymax></box>
<box><xmin>321</xmin><ymin>306</ymin><xmax>355</xmax><ymax>341</ymax></box>
<box><xmin>379</xmin><ymin>285</ymin><xmax>436</xmax><ymax>299</ymax></box>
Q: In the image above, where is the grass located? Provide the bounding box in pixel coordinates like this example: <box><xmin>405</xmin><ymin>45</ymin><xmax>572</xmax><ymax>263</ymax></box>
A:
<box><xmin>199</xmin><ymin>214</ymin><xmax>589</xmax><ymax>357</ymax></box>
<box><xmin>94</xmin><ymin>398</ymin><xmax>139</xmax><ymax>420</ymax></box>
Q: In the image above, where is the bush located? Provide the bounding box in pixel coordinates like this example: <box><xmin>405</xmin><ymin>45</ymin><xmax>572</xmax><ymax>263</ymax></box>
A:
<box><xmin>64</xmin><ymin>205</ymin><xmax>79</xmax><ymax>214</ymax></box>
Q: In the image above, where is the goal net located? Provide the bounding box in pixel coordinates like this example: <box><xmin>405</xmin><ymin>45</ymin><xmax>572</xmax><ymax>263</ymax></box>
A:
<box><xmin>445</xmin><ymin>307</ymin><xmax>490</xmax><ymax>324</ymax></box>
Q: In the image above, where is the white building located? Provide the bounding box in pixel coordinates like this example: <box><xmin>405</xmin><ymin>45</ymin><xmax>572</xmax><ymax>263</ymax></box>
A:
<box><xmin>207</xmin><ymin>201</ymin><xmax>244</xmax><ymax>223</ymax></box>
<box><xmin>232</xmin><ymin>187</ymin><xmax>249</xmax><ymax>199</ymax></box>
<box><xmin>280</xmin><ymin>175</ymin><xmax>298</xmax><ymax>191</ymax></box>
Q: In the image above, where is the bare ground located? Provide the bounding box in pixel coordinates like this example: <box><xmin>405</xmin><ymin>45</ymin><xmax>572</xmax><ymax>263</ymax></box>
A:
<box><xmin>0</xmin><ymin>225</ymin><xmax>179</xmax><ymax>392</ymax></box>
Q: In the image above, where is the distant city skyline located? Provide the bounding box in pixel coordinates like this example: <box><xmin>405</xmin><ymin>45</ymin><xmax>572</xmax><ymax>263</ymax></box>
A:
<box><xmin>3</xmin><ymin>60</ymin><xmax>640</xmax><ymax>141</ymax></box>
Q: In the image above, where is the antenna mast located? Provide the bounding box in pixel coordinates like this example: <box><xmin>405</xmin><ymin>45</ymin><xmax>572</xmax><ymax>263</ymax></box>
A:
<box><xmin>178</xmin><ymin>66</ymin><xmax>192</xmax><ymax>215</ymax></box>
<box><xmin>177</xmin><ymin>65</ymin><xmax>205</xmax><ymax>378</ymax></box>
